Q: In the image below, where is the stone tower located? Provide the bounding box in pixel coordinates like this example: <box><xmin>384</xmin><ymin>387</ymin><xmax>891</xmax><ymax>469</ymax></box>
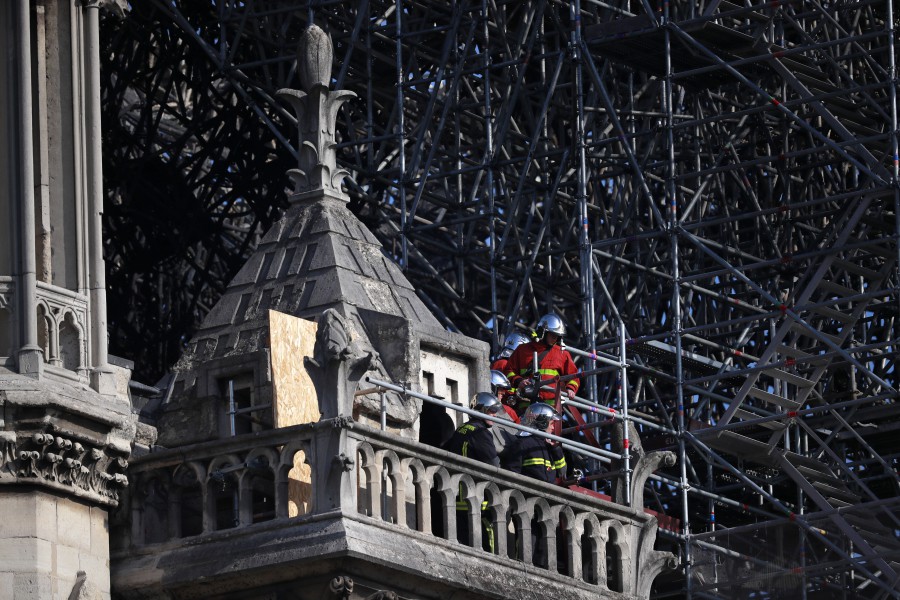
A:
<box><xmin>155</xmin><ymin>24</ymin><xmax>489</xmax><ymax>449</ymax></box>
<box><xmin>0</xmin><ymin>2</ymin><xmax>135</xmax><ymax>598</ymax></box>
<box><xmin>110</xmin><ymin>25</ymin><xmax>675</xmax><ymax>600</ymax></box>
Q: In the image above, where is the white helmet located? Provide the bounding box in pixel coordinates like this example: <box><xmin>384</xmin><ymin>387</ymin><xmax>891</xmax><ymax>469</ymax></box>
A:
<box><xmin>500</xmin><ymin>332</ymin><xmax>530</xmax><ymax>358</ymax></box>
<box><xmin>535</xmin><ymin>313</ymin><xmax>565</xmax><ymax>340</ymax></box>
<box><xmin>471</xmin><ymin>392</ymin><xmax>503</xmax><ymax>415</ymax></box>
<box><xmin>522</xmin><ymin>402</ymin><xmax>561</xmax><ymax>431</ymax></box>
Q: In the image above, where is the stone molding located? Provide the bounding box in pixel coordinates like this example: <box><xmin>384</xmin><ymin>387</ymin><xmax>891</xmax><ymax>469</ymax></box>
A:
<box><xmin>0</xmin><ymin>430</ymin><xmax>129</xmax><ymax>505</ymax></box>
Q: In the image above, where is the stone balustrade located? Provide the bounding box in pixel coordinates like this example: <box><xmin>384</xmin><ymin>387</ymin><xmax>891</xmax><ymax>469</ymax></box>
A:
<box><xmin>119</xmin><ymin>417</ymin><xmax>675</xmax><ymax>598</ymax></box>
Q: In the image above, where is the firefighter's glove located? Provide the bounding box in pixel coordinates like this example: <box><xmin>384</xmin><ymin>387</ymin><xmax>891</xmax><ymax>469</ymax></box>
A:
<box><xmin>520</xmin><ymin>379</ymin><xmax>537</xmax><ymax>400</ymax></box>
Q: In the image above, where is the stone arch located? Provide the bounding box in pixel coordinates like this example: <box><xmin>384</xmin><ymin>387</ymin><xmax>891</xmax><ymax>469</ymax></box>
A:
<box><xmin>171</xmin><ymin>461</ymin><xmax>205</xmax><ymax>537</ymax></box>
<box><xmin>207</xmin><ymin>453</ymin><xmax>243</xmax><ymax>531</ymax></box>
<box><xmin>135</xmin><ymin>471</ymin><xmax>172</xmax><ymax>545</ymax></box>
<box><xmin>505</xmin><ymin>489</ymin><xmax>529</xmax><ymax>562</ymax></box>
<box><xmin>278</xmin><ymin>439</ymin><xmax>313</xmax><ymax>518</ymax></box>
<box><xmin>482</xmin><ymin>482</ymin><xmax>505</xmax><ymax>556</ymax></box>
<box><xmin>36</xmin><ymin>301</ymin><xmax>53</xmax><ymax>363</ymax></box>
<box><xmin>530</xmin><ymin>497</ymin><xmax>556</xmax><ymax>569</ymax></box>
<box><xmin>240</xmin><ymin>448</ymin><xmax>278</xmax><ymax>524</ymax></box>
<box><xmin>400</xmin><ymin>457</ymin><xmax>429</xmax><ymax>531</ymax></box>
<box><xmin>429</xmin><ymin>466</ymin><xmax>455</xmax><ymax>541</ymax></box>
<box><xmin>556</xmin><ymin>505</ymin><xmax>577</xmax><ymax>576</ymax></box>
<box><xmin>600</xmin><ymin>519</ymin><xmax>630</xmax><ymax>593</ymax></box>
<box><xmin>573</xmin><ymin>512</ymin><xmax>603</xmax><ymax>584</ymax></box>
<box><xmin>355</xmin><ymin>442</ymin><xmax>378</xmax><ymax>517</ymax></box>
<box><xmin>376</xmin><ymin>448</ymin><xmax>405</xmax><ymax>524</ymax></box>
<box><xmin>58</xmin><ymin>310</ymin><xmax>84</xmax><ymax>372</ymax></box>
<box><xmin>452</xmin><ymin>472</ymin><xmax>480</xmax><ymax>547</ymax></box>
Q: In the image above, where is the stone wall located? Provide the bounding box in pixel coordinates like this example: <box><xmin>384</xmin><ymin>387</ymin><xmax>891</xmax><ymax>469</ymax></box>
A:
<box><xmin>0</xmin><ymin>489</ymin><xmax>109</xmax><ymax>600</ymax></box>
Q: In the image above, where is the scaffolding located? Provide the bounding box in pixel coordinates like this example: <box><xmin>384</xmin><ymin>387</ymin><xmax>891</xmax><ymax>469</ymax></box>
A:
<box><xmin>102</xmin><ymin>1</ymin><xmax>900</xmax><ymax>597</ymax></box>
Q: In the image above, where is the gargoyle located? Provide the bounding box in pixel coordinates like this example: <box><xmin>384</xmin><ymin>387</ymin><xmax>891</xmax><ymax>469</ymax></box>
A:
<box><xmin>305</xmin><ymin>309</ymin><xmax>376</xmax><ymax>419</ymax></box>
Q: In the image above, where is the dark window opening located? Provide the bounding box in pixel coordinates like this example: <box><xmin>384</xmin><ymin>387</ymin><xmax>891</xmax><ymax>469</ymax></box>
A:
<box><xmin>220</xmin><ymin>373</ymin><xmax>272</xmax><ymax>436</ymax></box>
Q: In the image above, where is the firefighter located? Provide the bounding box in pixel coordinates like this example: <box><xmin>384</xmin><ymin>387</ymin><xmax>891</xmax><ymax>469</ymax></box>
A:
<box><xmin>500</xmin><ymin>403</ymin><xmax>567</xmax><ymax>484</ymax></box>
<box><xmin>490</xmin><ymin>370</ymin><xmax>520</xmax><ymax>425</ymax></box>
<box><xmin>443</xmin><ymin>392</ymin><xmax>503</xmax><ymax>552</ymax></box>
<box><xmin>505</xmin><ymin>313</ymin><xmax>580</xmax><ymax>412</ymax></box>
<box><xmin>444</xmin><ymin>392</ymin><xmax>503</xmax><ymax>466</ymax></box>
<box><xmin>490</xmin><ymin>331</ymin><xmax>530</xmax><ymax>373</ymax></box>
<box><xmin>499</xmin><ymin>402</ymin><xmax>566</xmax><ymax>569</ymax></box>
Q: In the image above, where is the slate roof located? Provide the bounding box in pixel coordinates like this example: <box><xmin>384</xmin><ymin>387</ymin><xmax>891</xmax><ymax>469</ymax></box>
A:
<box><xmin>176</xmin><ymin>190</ymin><xmax>441</xmax><ymax>369</ymax></box>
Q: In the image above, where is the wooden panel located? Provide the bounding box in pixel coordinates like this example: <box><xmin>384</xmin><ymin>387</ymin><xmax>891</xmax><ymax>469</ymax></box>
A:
<box><xmin>269</xmin><ymin>309</ymin><xmax>320</xmax><ymax>427</ymax></box>
<box><xmin>268</xmin><ymin>309</ymin><xmax>317</xmax><ymax>517</ymax></box>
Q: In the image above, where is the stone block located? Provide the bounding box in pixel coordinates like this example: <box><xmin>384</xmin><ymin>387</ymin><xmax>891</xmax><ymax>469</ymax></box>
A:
<box><xmin>13</xmin><ymin>572</ymin><xmax>55</xmax><ymax>600</ymax></box>
<box><xmin>0</xmin><ymin>538</ymin><xmax>53</xmax><ymax>573</ymax></box>
<box><xmin>89</xmin><ymin>507</ymin><xmax>110</xmax><ymax>559</ymax></box>
<box><xmin>0</xmin><ymin>493</ymin><xmax>38</xmax><ymax>539</ymax></box>
<box><xmin>90</xmin><ymin>368</ymin><xmax>118</xmax><ymax>396</ymax></box>
<box><xmin>57</xmin><ymin>499</ymin><xmax>91</xmax><ymax>551</ymax></box>
<box><xmin>202</xmin><ymin>293</ymin><xmax>241</xmax><ymax>328</ymax></box>
<box><xmin>228</xmin><ymin>253</ymin><xmax>266</xmax><ymax>287</ymax></box>
<box><xmin>0</xmin><ymin>572</ymin><xmax>13</xmax><ymax>594</ymax></box>
<box><xmin>17</xmin><ymin>347</ymin><xmax>44</xmax><ymax>377</ymax></box>
<box><xmin>56</xmin><ymin>544</ymin><xmax>82</xmax><ymax>585</ymax></box>
<box><xmin>78</xmin><ymin>554</ymin><xmax>111</xmax><ymax>594</ymax></box>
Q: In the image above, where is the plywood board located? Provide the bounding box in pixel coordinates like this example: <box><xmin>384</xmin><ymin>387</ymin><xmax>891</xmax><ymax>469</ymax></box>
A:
<box><xmin>268</xmin><ymin>309</ymin><xmax>318</xmax><ymax>517</ymax></box>
<box><xmin>269</xmin><ymin>309</ymin><xmax>320</xmax><ymax>427</ymax></box>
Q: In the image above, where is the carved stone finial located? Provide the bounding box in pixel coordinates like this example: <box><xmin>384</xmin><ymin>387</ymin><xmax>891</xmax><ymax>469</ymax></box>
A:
<box><xmin>297</xmin><ymin>25</ymin><xmax>333</xmax><ymax>92</ymax></box>
<box><xmin>277</xmin><ymin>26</ymin><xmax>356</xmax><ymax>197</ymax></box>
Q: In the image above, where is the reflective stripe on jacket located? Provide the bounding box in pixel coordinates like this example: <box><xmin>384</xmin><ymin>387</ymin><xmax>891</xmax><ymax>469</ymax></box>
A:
<box><xmin>505</xmin><ymin>340</ymin><xmax>580</xmax><ymax>401</ymax></box>
<box><xmin>500</xmin><ymin>433</ymin><xmax>567</xmax><ymax>484</ymax></box>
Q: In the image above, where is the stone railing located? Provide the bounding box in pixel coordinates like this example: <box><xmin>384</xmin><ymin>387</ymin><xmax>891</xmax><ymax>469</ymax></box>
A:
<box><xmin>119</xmin><ymin>417</ymin><xmax>675</xmax><ymax>597</ymax></box>
<box><xmin>35</xmin><ymin>281</ymin><xmax>90</xmax><ymax>375</ymax></box>
<box><xmin>0</xmin><ymin>278</ymin><xmax>90</xmax><ymax>374</ymax></box>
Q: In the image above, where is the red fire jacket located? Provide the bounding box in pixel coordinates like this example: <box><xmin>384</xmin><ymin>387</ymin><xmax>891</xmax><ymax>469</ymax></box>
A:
<box><xmin>505</xmin><ymin>340</ymin><xmax>580</xmax><ymax>402</ymax></box>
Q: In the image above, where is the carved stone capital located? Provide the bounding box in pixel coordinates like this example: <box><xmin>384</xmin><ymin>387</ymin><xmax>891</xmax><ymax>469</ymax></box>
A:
<box><xmin>0</xmin><ymin>431</ymin><xmax>130</xmax><ymax>506</ymax></box>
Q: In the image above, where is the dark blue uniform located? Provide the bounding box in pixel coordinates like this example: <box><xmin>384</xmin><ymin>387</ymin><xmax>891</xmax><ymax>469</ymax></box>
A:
<box><xmin>444</xmin><ymin>420</ymin><xmax>500</xmax><ymax>467</ymax></box>
<box><xmin>500</xmin><ymin>433</ymin><xmax>567</xmax><ymax>484</ymax></box>
<box><xmin>443</xmin><ymin>419</ymin><xmax>498</xmax><ymax>552</ymax></box>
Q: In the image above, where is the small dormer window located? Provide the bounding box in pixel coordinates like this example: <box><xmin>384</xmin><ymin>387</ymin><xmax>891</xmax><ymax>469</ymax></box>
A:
<box><xmin>221</xmin><ymin>373</ymin><xmax>272</xmax><ymax>436</ymax></box>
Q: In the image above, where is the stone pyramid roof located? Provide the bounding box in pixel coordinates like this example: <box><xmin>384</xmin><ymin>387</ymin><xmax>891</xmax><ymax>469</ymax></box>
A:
<box><xmin>177</xmin><ymin>190</ymin><xmax>442</xmax><ymax>368</ymax></box>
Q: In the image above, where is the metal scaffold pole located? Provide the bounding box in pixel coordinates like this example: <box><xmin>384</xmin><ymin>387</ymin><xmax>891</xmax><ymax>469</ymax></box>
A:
<box><xmin>571</xmin><ymin>0</ymin><xmax>598</xmax><ymax>406</ymax></box>
<box><xmin>661</xmin><ymin>4</ymin><xmax>693</xmax><ymax>596</ymax></box>
<box><xmin>395</xmin><ymin>0</ymin><xmax>408</xmax><ymax>270</ymax></box>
